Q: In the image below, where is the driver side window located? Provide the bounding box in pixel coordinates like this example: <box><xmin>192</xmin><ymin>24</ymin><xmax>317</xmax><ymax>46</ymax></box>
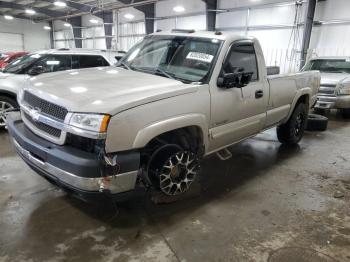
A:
<box><xmin>223</xmin><ymin>42</ymin><xmax>259</xmax><ymax>81</ymax></box>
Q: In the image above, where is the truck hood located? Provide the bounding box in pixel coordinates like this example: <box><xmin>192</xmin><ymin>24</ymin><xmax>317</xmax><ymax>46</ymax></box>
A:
<box><xmin>320</xmin><ymin>73</ymin><xmax>350</xmax><ymax>86</ymax></box>
<box><xmin>26</xmin><ymin>67</ymin><xmax>199</xmax><ymax>115</ymax></box>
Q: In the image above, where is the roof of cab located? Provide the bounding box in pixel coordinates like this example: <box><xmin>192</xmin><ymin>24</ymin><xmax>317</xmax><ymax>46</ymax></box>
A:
<box><xmin>150</xmin><ymin>30</ymin><xmax>252</xmax><ymax>42</ymax></box>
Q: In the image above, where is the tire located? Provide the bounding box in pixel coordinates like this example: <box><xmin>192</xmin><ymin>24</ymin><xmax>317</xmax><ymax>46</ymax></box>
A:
<box><xmin>306</xmin><ymin>113</ymin><xmax>328</xmax><ymax>131</ymax></box>
<box><xmin>277</xmin><ymin>103</ymin><xmax>307</xmax><ymax>145</ymax></box>
<box><xmin>147</xmin><ymin>142</ymin><xmax>200</xmax><ymax>196</ymax></box>
<box><xmin>0</xmin><ymin>96</ymin><xmax>18</xmax><ymax>129</ymax></box>
<box><xmin>341</xmin><ymin>108</ymin><xmax>350</xmax><ymax>119</ymax></box>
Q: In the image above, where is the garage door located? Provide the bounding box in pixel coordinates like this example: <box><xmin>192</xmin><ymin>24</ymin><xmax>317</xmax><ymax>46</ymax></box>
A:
<box><xmin>0</xmin><ymin>32</ymin><xmax>24</xmax><ymax>52</ymax></box>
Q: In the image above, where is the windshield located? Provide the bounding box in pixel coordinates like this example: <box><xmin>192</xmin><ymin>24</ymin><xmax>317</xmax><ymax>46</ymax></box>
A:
<box><xmin>3</xmin><ymin>53</ymin><xmax>42</xmax><ymax>74</ymax></box>
<box><xmin>302</xmin><ymin>59</ymin><xmax>350</xmax><ymax>74</ymax></box>
<box><xmin>117</xmin><ymin>35</ymin><xmax>223</xmax><ymax>83</ymax></box>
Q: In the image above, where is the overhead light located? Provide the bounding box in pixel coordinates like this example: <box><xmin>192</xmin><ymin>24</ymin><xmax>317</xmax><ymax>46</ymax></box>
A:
<box><xmin>173</xmin><ymin>6</ymin><xmax>185</xmax><ymax>13</ymax></box>
<box><xmin>64</xmin><ymin>22</ymin><xmax>71</xmax><ymax>27</ymax></box>
<box><xmin>44</xmin><ymin>25</ymin><xmax>51</xmax><ymax>30</ymax></box>
<box><xmin>25</xmin><ymin>9</ymin><xmax>36</xmax><ymax>15</ymax></box>
<box><xmin>54</xmin><ymin>1</ymin><xmax>67</xmax><ymax>7</ymax></box>
<box><xmin>4</xmin><ymin>15</ymin><xmax>14</xmax><ymax>20</ymax></box>
<box><xmin>124</xmin><ymin>13</ymin><xmax>134</xmax><ymax>20</ymax></box>
<box><xmin>89</xmin><ymin>19</ymin><xmax>99</xmax><ymax>24</ymax></box>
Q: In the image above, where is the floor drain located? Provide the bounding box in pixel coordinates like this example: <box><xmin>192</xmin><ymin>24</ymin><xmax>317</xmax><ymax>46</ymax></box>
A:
<box><xmin>268</xmin><ymin>247</ymin><xmax>338</xmax><ymax>262</ymax></box>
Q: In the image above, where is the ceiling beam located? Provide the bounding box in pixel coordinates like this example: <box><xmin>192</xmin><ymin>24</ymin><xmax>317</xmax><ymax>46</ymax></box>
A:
<box><xmin>36</xmin><ymin>0</ymin><xmax>158</xmax><ymax>22</ymax></box>
<box><xmin>40</xmin><ymin>0</ymin><xmax>96</xmax><ymax>13</ymax></box>
<box><xmin>0</xmin><ymin>1</ymin><xmax>66</xmax><ymax>18</ymax></box>
<box><xmin>0</xmin><ymin>12</ymin><xmax>34</xmax><ymax>21</ymax></box>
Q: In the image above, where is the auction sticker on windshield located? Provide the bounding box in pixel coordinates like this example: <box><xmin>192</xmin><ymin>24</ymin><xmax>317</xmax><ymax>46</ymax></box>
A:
<box><xmin>186</xmin><ymin>52</ymin><xmax>214</xmax><ymax>63</ymax></box>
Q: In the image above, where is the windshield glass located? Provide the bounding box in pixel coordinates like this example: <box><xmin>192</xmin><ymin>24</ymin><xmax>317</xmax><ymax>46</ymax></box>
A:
<box><xmin>302</xmin><ymin>59</ymin><xmax>350</xmax><ymax>74</ymax></box>
<box><xmin>3</xmin><ymin>53</ymin><xmax>42</xmax><ymax>74</ymax></box>
<box><xmin>117</xmin><ymin>35</ymin><xmax>223</xmax><ymax>83</ymax></box>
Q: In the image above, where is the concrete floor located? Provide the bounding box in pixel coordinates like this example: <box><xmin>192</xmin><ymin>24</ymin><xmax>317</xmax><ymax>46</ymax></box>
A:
<box><xmin>0</xmin><ymin>112</ymin><xmax>350</xmax><ymax>262</ymax></box>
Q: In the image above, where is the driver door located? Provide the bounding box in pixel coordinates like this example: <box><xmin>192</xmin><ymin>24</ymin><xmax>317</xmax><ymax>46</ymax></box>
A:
<box><xmin>208</xmin><ymin>40</ymin><xmax>268</xmax><ymax>152</ymax></box>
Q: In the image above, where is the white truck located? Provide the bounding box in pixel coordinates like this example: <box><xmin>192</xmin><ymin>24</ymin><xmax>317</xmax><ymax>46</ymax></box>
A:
<box><xmin>7</xmin><ymin>30</ymin><xmax>320</xmax><ymax>201</ymax></box>
<box><xmin>0</xmin><ymin>49</ymin><xmax>115</xmax><ymax>128</ymax></box>
<box><xmin>302</xmin><ymin>56</ymin><xmax>350</xmax><ymax>118</ymax></box>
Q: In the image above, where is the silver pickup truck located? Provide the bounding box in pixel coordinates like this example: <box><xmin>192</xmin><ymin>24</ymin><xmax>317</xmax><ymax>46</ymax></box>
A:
<box><xmin>6</xmin><ymin>30</ymin><xmax>320</xmax><ymax>201</ymax></box>
<box><xmin>302</xmin><ymin>56</ymin><xmax>350</xmax><ymax>118</ymax></box>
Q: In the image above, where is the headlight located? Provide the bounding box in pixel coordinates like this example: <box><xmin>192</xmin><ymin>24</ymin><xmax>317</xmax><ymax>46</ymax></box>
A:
<box><xmin>337</xmin><ymin>82</ymin><xmax>350</xmax><ymax>95</ymax></box>
<box><xmin>69</xmin><ymin>113</ymin><xmax>111</xmax><ymax>133</ymax></box>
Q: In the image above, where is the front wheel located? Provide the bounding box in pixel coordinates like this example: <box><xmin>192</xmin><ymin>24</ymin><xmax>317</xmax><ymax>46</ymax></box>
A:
<box><xmin>147</xmin><ymin>144</ymin><xmax>200</xmax><ymax>196</ymax></box>
<box><xmin>0</xmin><ymin>96</ymin><xmax>18</xmax><ymax>129</ymax></box>
<box><xmin>277</xmin><ymin>103</ymin><xmax>307</xmax><ymax>145</ymax></box>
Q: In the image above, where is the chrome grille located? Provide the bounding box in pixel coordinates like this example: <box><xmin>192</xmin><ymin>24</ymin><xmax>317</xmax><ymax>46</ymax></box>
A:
<box><xmin>23</xmin><ymin>111</ymin><xmax>62</xmax><ymax>138</ymax></box>
<box><xmin>318</xmin><ymin>84</ymin><xmax>336</xmax><ymax>97</ymax></box>
<box><xmin>23</xmin><ymin>91</ymin><xmax>68</xmax><ymax>121</ymax></box>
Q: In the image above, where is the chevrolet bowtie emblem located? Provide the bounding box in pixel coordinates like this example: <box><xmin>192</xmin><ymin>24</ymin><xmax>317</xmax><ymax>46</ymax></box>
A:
<box><xmin>29</xmin><ymin>107</ymin><xmax>41</xmax><ymax>122</ymax></box>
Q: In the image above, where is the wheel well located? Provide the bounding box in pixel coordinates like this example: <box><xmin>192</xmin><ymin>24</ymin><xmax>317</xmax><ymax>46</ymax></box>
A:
<box><xmin>296</xmin><ymin>94</ymin><xmax>309</xmax><ymax>107</ymax></box>
<box><xmin>0</xmin><ymin>91</ymin><xmax>17</xmax><ymax>101</ymax></box>
<box><xmin>145</xmin><ymin>126</ymin><xmax>204</xmax><ymax>155</ymax></box>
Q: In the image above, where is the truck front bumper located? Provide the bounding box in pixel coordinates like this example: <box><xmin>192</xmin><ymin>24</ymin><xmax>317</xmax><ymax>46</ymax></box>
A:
<box><xmin>315</xmin><ymin>95</ymin><xmax>350</xmax><ymax>109</ymax></box>
<box><xmin>6</xmin><ymin>112</ymin><xmax>140</xmax><ymax>201</ymax></box>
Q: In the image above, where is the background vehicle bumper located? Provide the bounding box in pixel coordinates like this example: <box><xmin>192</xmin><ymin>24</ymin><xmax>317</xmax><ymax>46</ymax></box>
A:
<box><xmin>6</xmin><ymin>112</ymin><xmax>140</xmax><ymax>200</ymax></box>
<box><xmin>315</xmin><ymin>95</ymin><xmax>350</xmax><ymax>109</ymax></box>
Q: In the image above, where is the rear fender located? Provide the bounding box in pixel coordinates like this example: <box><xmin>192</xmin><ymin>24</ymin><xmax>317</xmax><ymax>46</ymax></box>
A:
<box><xmin>283</xmin><ymin>87</ymin><xmax>311</xmax><ymax>123</ymax></box>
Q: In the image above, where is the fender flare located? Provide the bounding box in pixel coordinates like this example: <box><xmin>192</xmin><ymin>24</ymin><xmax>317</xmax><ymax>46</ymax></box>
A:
<box><xmin>132</xmin><ymin>113</ymin><xmax>209</xmax><ymax>150</ymax></box>
<box><xmin>284</xmin><ymin>87</ymin><xmax>312</xmax><ymax>122</ymax></box>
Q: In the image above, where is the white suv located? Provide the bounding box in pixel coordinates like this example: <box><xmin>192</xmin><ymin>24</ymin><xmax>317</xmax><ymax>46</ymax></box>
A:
<box><xmin>0</xmin><ymin>49</ymin><xmax>114</xmax><ymax>128</ymax></box>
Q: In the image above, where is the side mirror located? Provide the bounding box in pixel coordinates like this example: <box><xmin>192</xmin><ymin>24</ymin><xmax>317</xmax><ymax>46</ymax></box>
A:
<box><xmin>27</xmin><ymin>66</ymin><xmax>45</xmax><ymax>76</ymax></box>
<box><xmin>217</xmin><ymin>71</ymin><xmax>253</xmax><ymax>88</ymax></box>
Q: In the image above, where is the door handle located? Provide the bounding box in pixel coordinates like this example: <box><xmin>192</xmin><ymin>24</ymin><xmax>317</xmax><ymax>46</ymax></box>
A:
<box><xmin>255</xmin><ymin>90</ymin><xmax>264</xmax><ymax>99</ymax></box>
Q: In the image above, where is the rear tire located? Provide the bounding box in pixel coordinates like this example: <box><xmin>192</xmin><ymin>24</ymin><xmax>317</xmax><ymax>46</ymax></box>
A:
<box><xmin>277</xmin><ymin>103</ymin><xmax>307</xmax><ymax>145</ymax></box>
<box><xmin>0</xmin><ymin>96</ymin><xmax>18</xmax><ymax>129</ymax></box>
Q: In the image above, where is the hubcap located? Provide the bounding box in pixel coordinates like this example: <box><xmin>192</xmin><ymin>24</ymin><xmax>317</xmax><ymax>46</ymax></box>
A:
<box><xmin>0</xmin><ymin>101</ymin><xmax>14</xmax><ymax>127</ymax></box>
<box><xmin>159</xmin><ymin>151</ymin><xmax>199</xmax><ymax>196</ymax></box>
<box><xmin>294</xmin><ymin>113</ymin><xmax>304</xmax><ymax>136</ymax></box>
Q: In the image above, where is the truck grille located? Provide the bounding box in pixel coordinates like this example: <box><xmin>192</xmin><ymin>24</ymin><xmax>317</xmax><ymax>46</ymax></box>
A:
<box><xmin>23</xmin><ymin>111</ymin><xmax>62</xmax><ymax>138</ymax></box>
<box><xmin>318</xmin><ymin>84</ymin><xmax>336</xmax><ymax>97</ymax></box>
<box><xmin>23</xmin><ymin>91</ymin><xmax>68</xmax><ymax>121</ymax></box>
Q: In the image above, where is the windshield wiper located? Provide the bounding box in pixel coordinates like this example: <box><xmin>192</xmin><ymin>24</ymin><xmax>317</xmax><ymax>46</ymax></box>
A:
<box><xmin>154</xmin><ymin>68</ymin><xmax>176</xmax><ymax>80</ymax></box>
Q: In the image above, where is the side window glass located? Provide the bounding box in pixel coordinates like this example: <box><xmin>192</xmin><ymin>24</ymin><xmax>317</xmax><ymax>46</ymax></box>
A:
<box><xmin>223</xmin><ymin>43</ymin><xmax>258</xmax><ymax>81</ymax></box>
<box><xmin>78</xmin><ymin>55</ymin><xmax>109</xmax><ymax>68</ymax></box>
<box><xmin>71</xmin><ymin>55</ymin><xmax>80</xmax><ymax>69</ymax></box>
<box><xmin>33</xmin><ymin>55</ymin><xmax>72</xmax><ymax>73</ymax></box>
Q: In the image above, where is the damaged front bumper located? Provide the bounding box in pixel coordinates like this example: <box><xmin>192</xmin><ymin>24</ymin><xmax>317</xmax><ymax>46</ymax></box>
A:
<box><xmin>6</xmin><ymin>112</ymin><xmax>140</xmax><ymax>201</ymax></box>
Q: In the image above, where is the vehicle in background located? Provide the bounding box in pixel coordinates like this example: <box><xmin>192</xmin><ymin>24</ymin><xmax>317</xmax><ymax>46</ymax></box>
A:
<box><xmin>302</xmin><ymin>56</ymin><xmax>350</xmax><ymax>118</ymax></box>
<box><xmin>0</xmin><ymin>51</ymin><xmax>28</xmax><ymax>69</ymax></box>
<box><xmin>0</xmin><ymin>49</ymin><xmax>113</xmax><ymax>128</ymax></box>
<box><xmin>114</xmin><ymin>51</ymin><xmax>127</xmax><ymax>62</ymax></box>
<box><xmin>6</xmin><ymin>30</ymin><xmax>320</xmax><ymax>201</ymax></box>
